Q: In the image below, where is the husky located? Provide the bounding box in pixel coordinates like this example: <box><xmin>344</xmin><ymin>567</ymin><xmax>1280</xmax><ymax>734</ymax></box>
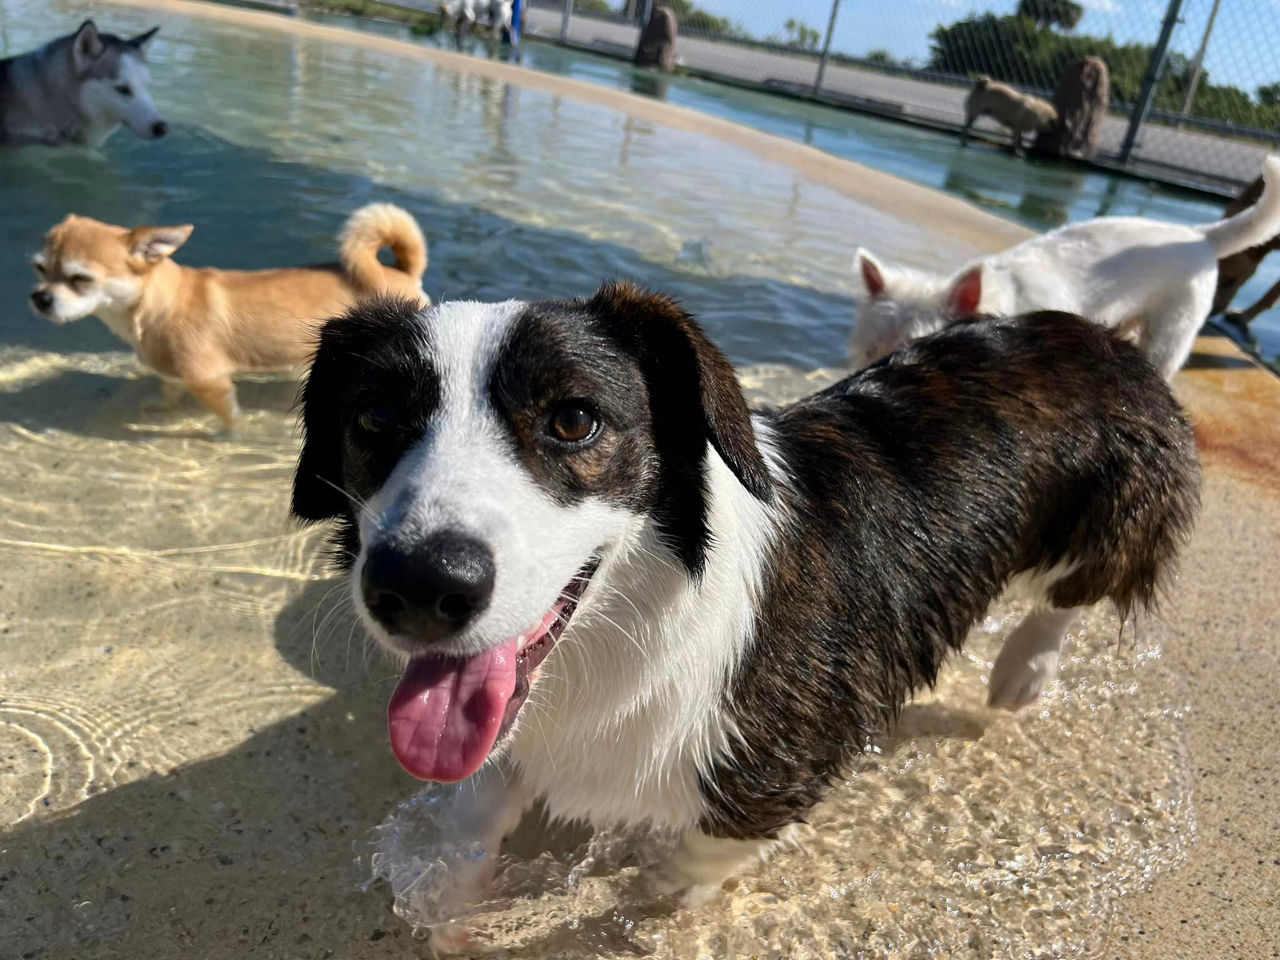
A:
<box><xmin>0</xmin><ymin>20</ymin><xmax>166</xmax><ymax>147</ymax></box>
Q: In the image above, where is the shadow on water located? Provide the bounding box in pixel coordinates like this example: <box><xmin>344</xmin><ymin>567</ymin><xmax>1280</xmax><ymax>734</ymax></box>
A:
<box><xmin>0</xmin><ymin>577</ymin><xmax>414</xmax><ymax>959</ymax></box>
<box><xmin>0</xmin><ymin>124</ymin><xmax>854</xmax><ymax>374</ymax></box>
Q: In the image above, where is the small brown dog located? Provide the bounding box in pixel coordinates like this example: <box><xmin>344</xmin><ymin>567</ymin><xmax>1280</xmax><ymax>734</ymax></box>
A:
<box><xmin>961</xmin><ymin>75</ymin><xmax>1057</xmax><ymax>156</ymax></box>
<box><xmin>30</xmin><ymin>203</ymin><xmax>428</xmax><ymax>429</ymax></box>
<box><xmin>1213</xmin><ymin>173</ymin><xmax>1280</xmax><ymax>336</ymax></box>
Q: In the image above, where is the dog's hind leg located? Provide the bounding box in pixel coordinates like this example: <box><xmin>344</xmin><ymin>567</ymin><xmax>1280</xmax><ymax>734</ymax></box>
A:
<box><xmin>659</xmin><ymin>826</ymin><xmax>795</xmax><ymax>907</ymax></box>
<box><xmin>988</xmin><ymin>605</ymin><xmax>1079</xmax><ymax>710</ymax></box>
<box><xmin>142</xmin><ymin>377</ymin><xmax>187</xmax><ymax>414</ymax></box>
<box><xmin>186</xmin><ymin>376</ymin><xmax>240</xmax><ymax>432</ymax></box>
<box><xmin>1139</xmin><ymin>285</ymin><xmax>1212</xmax><ymax>381</ymax></box>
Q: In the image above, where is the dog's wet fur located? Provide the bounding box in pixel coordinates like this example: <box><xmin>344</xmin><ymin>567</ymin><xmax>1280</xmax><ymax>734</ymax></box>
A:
<box><xmin>292</xmin><ymin>283</ymin><xmax>1200</xmax><ymax>915</ymax></box>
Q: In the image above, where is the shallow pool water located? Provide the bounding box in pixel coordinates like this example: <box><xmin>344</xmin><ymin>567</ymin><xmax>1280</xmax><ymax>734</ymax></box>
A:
<box><xmin>314</xmin><ymin>7</ymin><xmax>1280</xmax><ymax>365</ymax></box>
<box><xmin>0</xmin><ymin>3</ymin><xmax>1196</xmax><ymax>958</ymax></box>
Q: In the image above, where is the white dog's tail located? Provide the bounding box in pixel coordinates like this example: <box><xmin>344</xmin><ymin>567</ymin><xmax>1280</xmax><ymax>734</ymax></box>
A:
<box><xmin>1200</xmin><ymin>155</ymin><xmax>1280</xmax><ymax>258</ymax></box>
<box><xmin>339</xmin><ymin>203</ymin><xmax>428</xmax><ymax>291</ymax></box>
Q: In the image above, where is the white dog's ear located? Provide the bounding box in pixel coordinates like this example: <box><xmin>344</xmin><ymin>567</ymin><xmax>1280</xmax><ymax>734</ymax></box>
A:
<box><xmin>946</xmin><ymin>266</ymin><xmax>983</xmax><ymax>317</ymax></box>
<box><xmin>72</xmin><ymin>20</ymin><xmax>105</xmax><ymax>72</ymax></box>
<box><xmin>128</xmin><ymin>225</ymin><xmax>195</xmax><ymax>263</ymax></box>
<box><xmin>854</xmin><ymin>248</ymin><xmax>888</xmax><ymax>299</ymax></box>
<box><xmin>129</xmin><ymin>26</ymin><xmax>161</xmax><ymax>52</ymax></box>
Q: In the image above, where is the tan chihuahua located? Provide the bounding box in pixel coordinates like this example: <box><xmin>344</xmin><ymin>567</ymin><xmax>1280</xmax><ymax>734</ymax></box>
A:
<box><xmin>30</xmin><ymin>203</ymin><xmax>428</xmax><ymax>429</ymax></box>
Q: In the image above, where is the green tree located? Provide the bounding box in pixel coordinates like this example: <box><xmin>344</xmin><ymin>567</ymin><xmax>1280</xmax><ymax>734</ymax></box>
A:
<box><xmin>1259</xmin><ymin>83</ymin><xmax>1280</xmax><ymax>107</ymax></box>
<box><xmin>664</xmin><ymin>0</ymin><xmax>746</xmax><ymax>38</ymax></box>
<box><xmin>1015</xmin><ymin>0</ymin><xmax>1084</xmax><ymax>31</ymax></box>
<box><xmin>574</xmin><ymin>0</ymin><xmax>619</xmax><ymax>14</ymax></box>
<box><xmin>783</xmin><ymin>18</ymin><xmax>821</xmax><ymax>51</ymax></box>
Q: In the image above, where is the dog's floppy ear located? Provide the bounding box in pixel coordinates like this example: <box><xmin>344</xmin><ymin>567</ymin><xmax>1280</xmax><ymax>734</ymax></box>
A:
<box><xmin>293</xmin><ymin>320</ymin><xmax>355</xmax><ymax>522</ymax></box>
<box><xmin>587</xmin><ymin>282</ymin><xmax>771</xmax><ymax>577</ymax></box>
<box><xmin>946</xmin><ymin>265</ymin><xmax>983</xmax><ymax>317</ymax></box>
<box><xmin>129</xmin><ymin>26</ymin><xmax>160</xmax><ymax>52</ymax></box>
<box><xmin>589</xmin><ymin>281</ymin><xmax>771</xmax><ymax>501</ymax></box>
<box><xmin>72</xmin><ymin>20</ymin><xmax>105</xmax><ymax>72</ymax></box>
<box><xmin>128</xmin><ymin>225</ymin><xmax>194</xmax><ymax>264</ymax></box>
<box><xmin>854</xmin><ymin>248</ymin><xmax>888</xmax><ymax>299</ymax></box>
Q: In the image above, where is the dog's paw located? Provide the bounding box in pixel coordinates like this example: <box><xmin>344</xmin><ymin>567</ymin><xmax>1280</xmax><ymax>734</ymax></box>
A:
<box><xmin>428</xmin><ymin>922</ymin><xmax>474</xmax><ymax>955</ymax></box>
<box><xmin>647</xmin><ymin>863</ymin><xmax>725</xmax><ymax>909</ymax></box>
<box><xmin>987</xmin><ymin>649</ymin><xmax>1059</xmax><ymax>710</ymax></box>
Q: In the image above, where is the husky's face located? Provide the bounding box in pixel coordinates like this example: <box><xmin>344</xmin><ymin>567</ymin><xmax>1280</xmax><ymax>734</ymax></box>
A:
<box><xmin>29</xmin><ymin>215</ymin><xmax>192</xmax><ymax>325</ymax></box>
<box><xmin>291</xmin><ymin>286</ymin><xmax>771</xmax><ymax>785</ymax></box>
<box><xmin>69</xmin><ymin>21</ymin><xmax>167</xmax><ymax>143</ymax></box>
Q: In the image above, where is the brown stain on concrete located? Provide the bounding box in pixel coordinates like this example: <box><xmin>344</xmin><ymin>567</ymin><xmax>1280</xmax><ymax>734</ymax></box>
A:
<box><xmin>1178</xmin><ymin>335</ymin><xmax>1280</xmax><ymax>491</ymax></box>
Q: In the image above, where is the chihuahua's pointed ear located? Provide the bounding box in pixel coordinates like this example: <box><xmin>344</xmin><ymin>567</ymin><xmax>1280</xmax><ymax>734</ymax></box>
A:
<box><xmin>946</xmin><ymin>265</ymin><xmax>983</xmax><ymax>317</ymax></box>
<box><xmin>854</xmin><ymin>248</ymin><xmax>888</xmax><ymax>299</ymax></box>
<box><xmin>587</xmin><ymin>282</ymin><xmax>771</xmax><ymax>577</ymax></box>
<box><xmin>128</xmin><ymin>225</ymin><xmax>194</xmax><ymax>264</ymax></box>
<box><xmin>129</xmin><ymin>26</ymin><xmax>161</xmax><ymax>52</ymax></box>
<box><xmin>72</xmin><ymin>20</ymin><xmax>105</xmax><ymax>72</ymax></box>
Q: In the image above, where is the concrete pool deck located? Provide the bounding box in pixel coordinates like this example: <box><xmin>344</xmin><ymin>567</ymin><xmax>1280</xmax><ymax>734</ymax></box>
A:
<box><xmin>22</xmin><ymin>1</ymin><xmax>1280</xmax><ymax>955</ymax></box>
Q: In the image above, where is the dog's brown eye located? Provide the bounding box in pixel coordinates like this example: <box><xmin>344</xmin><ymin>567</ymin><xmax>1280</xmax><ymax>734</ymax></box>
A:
<box><xmin>355</xmin><ymin>403</ymin><xmax>393</xmax><ymax>435</ymax></box>
<box><xmin>549</xmin><ymin>404</ymin><xmax>597</xmax><ymax>444</ymax></box>
<box><xmin>32</xmin><ymin>263</ymin><xmax>46</xmax><ymax>276</ymax></box>
<box><xmin>70</xmin><ymin>274</ymin><xmax>94</xmax><ymax>289</ymax></box>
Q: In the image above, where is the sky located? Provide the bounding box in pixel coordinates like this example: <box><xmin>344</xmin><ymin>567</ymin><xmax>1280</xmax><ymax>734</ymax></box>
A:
<box><xmin>690</xmin><ymin>0</ymin><xmax>1280</xmax><ymax>98</ymax></box>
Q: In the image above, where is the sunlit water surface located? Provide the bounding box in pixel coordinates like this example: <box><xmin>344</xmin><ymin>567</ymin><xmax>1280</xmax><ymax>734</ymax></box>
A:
<box><xmin>0</xmin><ymin>3</ymin><xmax>1194</xmax><ymax>957</ymax></box>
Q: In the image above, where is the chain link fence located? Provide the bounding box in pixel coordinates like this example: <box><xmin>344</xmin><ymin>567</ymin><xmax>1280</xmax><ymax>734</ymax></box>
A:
<box><xmin>526</xmin><ymin>0</ymin><xmax>1280</xmax><ymax>193</ymax></box>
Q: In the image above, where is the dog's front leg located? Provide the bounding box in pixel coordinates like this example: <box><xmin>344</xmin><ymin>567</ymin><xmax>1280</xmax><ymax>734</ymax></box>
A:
<box><xmin>988</xmin><ymin>606</ymin><xmax>1079</xmax><ymax>710</ymax></box>
<box><xmin>428</xmin><ymin>762</ymin><xmax>533</xmax><ymax>954</ymax></box>
<box><xmin>659</xmin><ymin>828</ymin><xmax>785</xmax><ymax>908</ymax></box>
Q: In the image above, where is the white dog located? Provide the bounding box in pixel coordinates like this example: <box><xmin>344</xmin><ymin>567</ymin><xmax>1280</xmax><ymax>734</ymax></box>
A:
<box><xmin>851</xmin><ymin>155</ymin><xmax>1280</xmax><ymax>380</ymax></box>
<box><xmin>442</xmin><ymin>0</ymin><xmax>514</xmax><ymax>37</ymax></box>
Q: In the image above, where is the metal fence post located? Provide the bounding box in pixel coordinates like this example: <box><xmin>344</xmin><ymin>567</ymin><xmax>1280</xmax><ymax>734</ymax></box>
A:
<box><xmin>1119</xmin><ymin>0</ymin><xmax>1184</xmax><ymax>163</ymax></box>
<box><xmin>1178</xmin><ymin>0</ymin><xmax>1221</xmax><ymax>123</ymax></box>
<box><xmin>560</xmin><ymin>0</ymin><xmax>574</xmax><ymax>43</ymax></box>
<box><xmin>813</xmin><ymin>0</ymin><xmax>842</xmax><ymax>95</ymax></box>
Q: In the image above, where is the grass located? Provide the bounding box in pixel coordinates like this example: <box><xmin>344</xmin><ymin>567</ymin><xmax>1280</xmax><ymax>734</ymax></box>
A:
<box><xmin>297</xmin><ymin>0</ymin><xmax>442</xmax><ymax>34</ymax></box>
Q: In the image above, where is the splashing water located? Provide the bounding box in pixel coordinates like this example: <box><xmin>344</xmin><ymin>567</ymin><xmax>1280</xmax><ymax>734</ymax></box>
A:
<box><xmin>360</xmin><ymin>597</ymin><xmax>1194</xmax><ymax>959</ymax></box>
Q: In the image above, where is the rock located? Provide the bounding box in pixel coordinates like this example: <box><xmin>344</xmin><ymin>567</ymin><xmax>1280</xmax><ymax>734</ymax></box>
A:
<box><xmin>634</xmin><ymin>6</ymin><xmax>677</xmax><ymax>72</ymax></box>
<box><xmin>1032</xmin><ymin>56</ymin><xmax>1110</xmax><ymax>159</ymax></box>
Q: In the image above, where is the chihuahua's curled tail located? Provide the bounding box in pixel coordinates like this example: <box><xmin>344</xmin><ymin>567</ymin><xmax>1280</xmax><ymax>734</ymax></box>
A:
<box><xmin>339</xmin><ymin>203</ymin><xmax>428</xmax><ymax>293</ymax></box>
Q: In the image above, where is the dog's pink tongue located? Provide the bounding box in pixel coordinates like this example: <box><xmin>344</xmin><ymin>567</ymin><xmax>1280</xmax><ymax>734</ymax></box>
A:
<box><xmin>387</xmin><ymin>641</ymin><xmax>518</xmax><ymax>783</ymax></box>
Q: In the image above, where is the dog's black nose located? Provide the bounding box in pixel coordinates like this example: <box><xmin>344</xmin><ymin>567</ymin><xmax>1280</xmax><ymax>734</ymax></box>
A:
<box><xmin>30</xmin><ymin>290</ymin><xmax>53</xmax><ymax>312</ymax></box>
<box><xmin>151</xmin><ymin>120</ymin><xmax>169</xmax><ymax>138</ymax></box>
<box><xmin>361</xmin><ymin>532</ymin><xmax>496</xmax><ymax>642</ymax></box>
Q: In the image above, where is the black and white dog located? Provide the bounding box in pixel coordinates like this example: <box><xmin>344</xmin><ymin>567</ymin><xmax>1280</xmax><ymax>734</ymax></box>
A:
<box><xmin>292</xmin><ymin>284</ymin><xmax>1199</xmax><ymax>920</ymax></box>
